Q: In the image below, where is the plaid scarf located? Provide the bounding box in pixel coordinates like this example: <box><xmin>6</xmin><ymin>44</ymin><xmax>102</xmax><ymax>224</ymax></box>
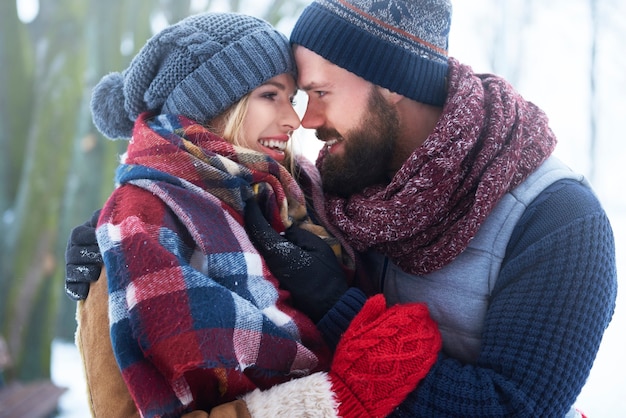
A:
<box><xmin>321</xmin><ymin>58</ymin><xmax>557</xmax><ymax>275</ymax></box>
<box><xmin>98</xmin><ymin>113</ymin><xmax>332</xmax><ymax>417</ymax></box>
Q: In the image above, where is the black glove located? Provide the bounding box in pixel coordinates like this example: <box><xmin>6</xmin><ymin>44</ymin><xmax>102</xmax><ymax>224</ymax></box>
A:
<box><xmin>65</xmin><ymin>209</ymin><xmax>102</xmax><ymax>301</ymax></box>
<box><xmin>244</xmin><ymin>199</ymin><xmax>348</xmax><ymax>323</ymax></box>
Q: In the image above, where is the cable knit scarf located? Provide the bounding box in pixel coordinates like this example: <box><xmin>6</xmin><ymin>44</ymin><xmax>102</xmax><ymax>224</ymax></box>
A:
<box><xmin>98</xmin><ymin>113</ymin><xmax>331</xmax><ymax>417</ymax></box>
<box><xmin>321</xmin><ymin>58</ymin><xmax>557</xmax><ymax>275</ymax></box>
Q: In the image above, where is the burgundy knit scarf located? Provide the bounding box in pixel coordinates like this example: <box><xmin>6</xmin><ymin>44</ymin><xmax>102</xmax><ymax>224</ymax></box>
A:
<box><xmin>321</xmin><ymin>58</ymin><xmax>557</xmax><ymax>275</ymax></box>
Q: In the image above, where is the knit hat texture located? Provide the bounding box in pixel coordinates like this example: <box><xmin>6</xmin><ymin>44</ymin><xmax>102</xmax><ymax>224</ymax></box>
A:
<box><xmin>91</xmin><ymin>12</ymin><xmax>296</xmax><ymax>139</ymax></box>
<box><xmin>290</xmin><ymin>0</ymin><xmax>451</xmax><ymax>106</ymax></box>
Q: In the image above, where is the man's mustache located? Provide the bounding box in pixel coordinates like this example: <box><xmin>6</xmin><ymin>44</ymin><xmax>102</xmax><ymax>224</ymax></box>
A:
<box><xmin>315</xmin><ymin>127</ymin><xmax>343</xmax><ymax>142</ymax></box>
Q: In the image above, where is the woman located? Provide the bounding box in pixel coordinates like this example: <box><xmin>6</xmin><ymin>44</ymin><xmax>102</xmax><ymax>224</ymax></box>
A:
<box><xmin>72</xmin><ymin>11</ymin><xmax>441</xmax><ymax>418</ymax></box>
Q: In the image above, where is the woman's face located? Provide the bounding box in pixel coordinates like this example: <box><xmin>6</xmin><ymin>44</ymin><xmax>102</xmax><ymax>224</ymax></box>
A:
<box><xmin>239</xmin><ymin>73</ymin><xmax>300</xmax><ymax>163</ymax></box>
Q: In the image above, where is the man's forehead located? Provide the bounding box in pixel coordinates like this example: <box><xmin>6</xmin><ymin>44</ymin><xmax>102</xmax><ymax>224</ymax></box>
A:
<box><xmin>294</xmin><ymin>45</ymin><xmax>329</xmax><ymax>69</ymax></box>
<box><xmin>293</xmin><ymin>45</ymin><xmax>339</xmax><ymax>89</ymax></box>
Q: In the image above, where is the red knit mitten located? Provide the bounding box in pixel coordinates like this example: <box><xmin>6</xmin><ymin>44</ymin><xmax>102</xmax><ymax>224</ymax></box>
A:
<box><xmin>329</xmin><ymin>294</ymin><xmax>441</xmax><ymax>418</ymax></box>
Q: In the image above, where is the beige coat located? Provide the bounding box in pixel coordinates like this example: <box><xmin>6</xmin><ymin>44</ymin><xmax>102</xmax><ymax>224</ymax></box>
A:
<box><xmin>75</xmin><ymin>270</ymin><xmax>244</xmax><ymax>417</ymax></box>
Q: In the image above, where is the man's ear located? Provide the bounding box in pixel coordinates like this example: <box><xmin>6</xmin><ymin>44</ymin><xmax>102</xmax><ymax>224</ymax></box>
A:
<box><xmin>377</xmin><ymin>86</ymin><xmax>404</xmax><ymax>105</ymax></box>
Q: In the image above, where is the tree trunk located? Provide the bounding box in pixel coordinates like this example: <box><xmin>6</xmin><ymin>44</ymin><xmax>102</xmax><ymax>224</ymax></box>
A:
<box><xmin>0</xmin><ymin>0</ymin><xmax>33</xmax><ymax>333</ymax></box>
<box><xmin>1</xmin><ymin>0</ymin><xmax>94</xmax><ymax>382</ymax></box>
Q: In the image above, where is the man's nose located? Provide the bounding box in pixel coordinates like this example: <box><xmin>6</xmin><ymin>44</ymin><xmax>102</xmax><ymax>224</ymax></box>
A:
<box><xmin>300</xmin><ymin>103</ymin><xmax>323</xmax><ymax>129</ymax></box>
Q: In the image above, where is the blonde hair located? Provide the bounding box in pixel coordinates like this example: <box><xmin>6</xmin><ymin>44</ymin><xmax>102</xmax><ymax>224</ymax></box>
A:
<box><xmin>221</xmin><ymin>95</ymin><xmax>250</xmax><ymax>148</ymax></box>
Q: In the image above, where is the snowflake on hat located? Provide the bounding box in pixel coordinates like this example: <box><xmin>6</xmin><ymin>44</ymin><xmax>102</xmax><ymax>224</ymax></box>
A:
<box><xmin>370</xmin><ymin>1</ymin><xmax>411</xmax><ymax>25</ymax></box>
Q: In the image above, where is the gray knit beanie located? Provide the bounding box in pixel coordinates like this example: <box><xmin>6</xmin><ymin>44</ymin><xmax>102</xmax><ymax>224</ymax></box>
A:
<box><xmin>290</xmin><ymin>0</ymin><xmax>451</xmax><ymax>106</ymax></box>
<box><xmin>91</xmin><ymin>12</ymin><xmax>296</xmax><ymax>139</ymax></box>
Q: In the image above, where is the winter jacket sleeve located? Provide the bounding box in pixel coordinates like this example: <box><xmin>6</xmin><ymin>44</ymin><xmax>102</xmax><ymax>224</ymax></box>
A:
<box><xmin>390</xmin><ymin>179</ymin><xmax>617</xmax><ymax>417</ymax></box>
<box><xmin>316</xmin><ymin>287</ymin><xmax>367</xmax><ymax>349</ymax></box>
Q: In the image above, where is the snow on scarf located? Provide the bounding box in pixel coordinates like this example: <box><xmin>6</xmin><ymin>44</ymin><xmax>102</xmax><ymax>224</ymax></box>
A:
<box><xmin>97</xmin><ymin>113</ymin><xmax>332</xmax><ymax>417</ymax></box>
<box><xmin>321</xmin><ymin>58</ymin><xmax>557</xmax><ymax>275</ymax></box>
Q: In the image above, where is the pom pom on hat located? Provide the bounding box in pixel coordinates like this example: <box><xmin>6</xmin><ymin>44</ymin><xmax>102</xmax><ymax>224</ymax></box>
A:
<box><xmin>290</xmin><ymin>0</ymin><xmax>452</xmax><ymax>106</ymax></box>
<box><xmin>90</xmin><ymin>12</ymin><xmax>296</xmax><ymax>139</ymax></box>
<box><xmin>90</xmin><ymin>72</ymin><xmax>135</xmax><ymax>139</ymax></box>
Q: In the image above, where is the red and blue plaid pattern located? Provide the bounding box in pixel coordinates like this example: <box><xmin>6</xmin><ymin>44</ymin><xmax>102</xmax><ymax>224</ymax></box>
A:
<box><xmin>97</xmin><ymin>113</ymin><xmax>331</xmax><ymax>417</ymax></box>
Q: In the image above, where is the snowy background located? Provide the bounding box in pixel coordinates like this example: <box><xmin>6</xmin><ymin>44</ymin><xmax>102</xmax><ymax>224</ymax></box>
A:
<box><xmin>45</xmin><ymin>0</ymin><xmax>624</xmax><ymax>416</ymax></box>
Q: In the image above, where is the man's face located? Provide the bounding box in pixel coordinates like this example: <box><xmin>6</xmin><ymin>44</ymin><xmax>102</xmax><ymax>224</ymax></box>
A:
<box><xmin>295</xmin><ymin>46</ymin><xmax>399</xmax><ymax>197</ymax></box>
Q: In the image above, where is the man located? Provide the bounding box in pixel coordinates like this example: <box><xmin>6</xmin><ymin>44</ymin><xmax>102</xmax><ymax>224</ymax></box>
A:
<box><xmin>238</xmin><ymin>0</ymin><xmax>617</xmax><ymax>416</ymax></box>
<box><xmin>67</xmin><ymin>1</ymin><xmax>617</xmax><ymax>417</ymax></box>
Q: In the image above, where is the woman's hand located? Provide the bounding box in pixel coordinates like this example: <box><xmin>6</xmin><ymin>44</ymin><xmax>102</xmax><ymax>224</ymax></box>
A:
<box><xmin>244</xmin><ymin>199</ymin><xmax>348</xmax><ymax>322</ymax></box>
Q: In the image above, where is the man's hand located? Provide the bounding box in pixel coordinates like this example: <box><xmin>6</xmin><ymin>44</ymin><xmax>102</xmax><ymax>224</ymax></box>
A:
<box><xmin>329</xmin><ymin>295</ymin><xmax>441</xmax><ymax>417</ymax></box>
<box><xmin>65</xmin><ymin>209</ymin><xmax>102</xmax><ymax>301</ymax></box>
<box><xmin>244</xmin><ymin>199</ymin><xmax>348</xmax><ymax>322</ymax></box>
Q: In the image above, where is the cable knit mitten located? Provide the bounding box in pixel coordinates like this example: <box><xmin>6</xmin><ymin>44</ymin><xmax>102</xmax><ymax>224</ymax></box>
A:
<box><xmin>242</xmin><ymin>294</ymin><xmax>441</xmax><ymax>418</ymax></box>
<box><xmin>329</xmin><ymin>294</ymin><xmax>441</xmax><ymax>417</ymax></box>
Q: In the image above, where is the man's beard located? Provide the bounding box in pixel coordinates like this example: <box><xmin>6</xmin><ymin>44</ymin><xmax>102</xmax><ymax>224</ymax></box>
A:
<box><xmin>318</xmin><ymin>87</ymin><xmax>399</xmax><ymax>198</ymax></box>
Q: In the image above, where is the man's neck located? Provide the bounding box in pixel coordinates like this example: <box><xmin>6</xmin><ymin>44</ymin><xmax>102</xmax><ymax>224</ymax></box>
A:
<box><xmin>388</xmin><ymin>99</ymin><xmax>443</xmax><ymax>176</ymax></box>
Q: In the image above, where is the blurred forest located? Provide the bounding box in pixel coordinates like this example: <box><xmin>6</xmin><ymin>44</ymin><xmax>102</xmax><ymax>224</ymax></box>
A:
<box><xmin>0</xmin><ymin>0</ymin><xmax>306</xmax><ymax>385</ymax></box>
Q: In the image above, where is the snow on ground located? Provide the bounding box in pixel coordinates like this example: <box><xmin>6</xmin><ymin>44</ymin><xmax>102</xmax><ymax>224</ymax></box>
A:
<box><xmin>51</xmin><ymin>339</ymin><xmax>90</xmax><ymax>417</ymax></box>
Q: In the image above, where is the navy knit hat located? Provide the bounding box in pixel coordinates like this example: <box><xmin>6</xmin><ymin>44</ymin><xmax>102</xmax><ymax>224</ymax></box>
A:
<box><xmin>91</xmin><ymin>12</ymin><xmax>296</xmax><ymax>139</ymax></box>
<box><xmin>290</xmin><ymin>0</ymin><xmax>451</xmax><ymax>106</ymax></box>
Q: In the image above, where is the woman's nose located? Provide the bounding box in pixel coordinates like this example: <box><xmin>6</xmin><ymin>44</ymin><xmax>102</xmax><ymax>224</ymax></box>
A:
<box><xmin>283</xmin><ymin>105</ymin><xmax>301</xmax><ymax>131</ymax></box>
